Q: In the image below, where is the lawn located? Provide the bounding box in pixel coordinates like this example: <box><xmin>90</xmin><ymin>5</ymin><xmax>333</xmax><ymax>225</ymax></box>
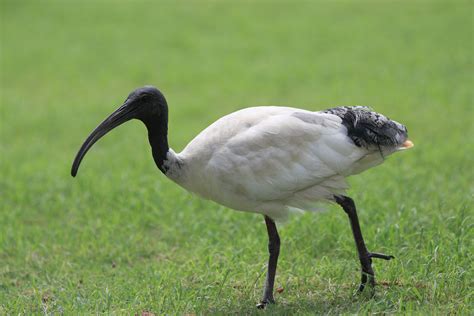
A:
<box><xmin>1</xmin><ymin>0</ymin><xmax>473</xmax><ymax>314</ymax></box>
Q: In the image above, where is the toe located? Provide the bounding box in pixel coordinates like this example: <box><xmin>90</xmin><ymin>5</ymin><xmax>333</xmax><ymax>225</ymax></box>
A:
<box><xmin>369</xmin><ymin>252</ymin><xmax>395</xmax><ymax>260</ymax></box>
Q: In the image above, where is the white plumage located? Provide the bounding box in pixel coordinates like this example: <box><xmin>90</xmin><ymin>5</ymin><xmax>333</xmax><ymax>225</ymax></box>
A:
<box><xmin>165</xmin><ymin>106</ymin><xmax>405</xmax><ymax>221</ymax></box>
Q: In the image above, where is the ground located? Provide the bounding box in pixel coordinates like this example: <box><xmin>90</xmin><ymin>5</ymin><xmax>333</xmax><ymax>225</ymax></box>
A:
<box><xmin>1</xmin><ymin>0</ymin><xmax>473</xmax><ymax>314</ymax></box>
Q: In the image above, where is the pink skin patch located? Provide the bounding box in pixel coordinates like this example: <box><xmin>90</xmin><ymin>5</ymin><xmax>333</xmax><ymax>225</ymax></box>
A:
<box><xmin>402</xmin><ymin>140</ymin><xmax>414</xmax><ymax>149</ymax></box>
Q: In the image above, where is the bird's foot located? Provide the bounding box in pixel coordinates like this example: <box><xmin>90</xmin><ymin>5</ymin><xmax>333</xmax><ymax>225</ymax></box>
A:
<box><xmin>256</xmin><ymin>298</ymin><xmax>275</xmax><ymax>309</ymax></box>
<box><xmin>358</xmin><ymin>252</ymin><xmax>394</xmax><ymax>294</ymax></box>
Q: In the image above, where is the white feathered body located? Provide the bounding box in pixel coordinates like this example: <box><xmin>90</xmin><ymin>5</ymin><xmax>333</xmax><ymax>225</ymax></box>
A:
<box><xmin>163</xmin><ymin>106</ymin><xmax>405</xmax><ymax>220</ymax></box>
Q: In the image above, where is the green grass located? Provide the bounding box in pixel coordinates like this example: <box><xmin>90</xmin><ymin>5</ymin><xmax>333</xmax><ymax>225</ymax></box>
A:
<box><xmin>1</xmin><ymin>0</ymin><xmax>473</xmax><ymax>314</ymax></box>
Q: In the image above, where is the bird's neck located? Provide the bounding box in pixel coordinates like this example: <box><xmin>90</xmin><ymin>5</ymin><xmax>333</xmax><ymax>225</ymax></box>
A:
<box><xmin>142</xmin><ymin>113</ymin><xmax>170</xmax><ymax>174</ymax></box>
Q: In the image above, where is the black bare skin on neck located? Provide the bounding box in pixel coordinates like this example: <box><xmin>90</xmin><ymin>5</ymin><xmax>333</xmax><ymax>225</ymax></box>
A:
<box><xmin>141</xmin><ymin>114</ymin><xmax>169</xmax><ymax>174</ymax></box>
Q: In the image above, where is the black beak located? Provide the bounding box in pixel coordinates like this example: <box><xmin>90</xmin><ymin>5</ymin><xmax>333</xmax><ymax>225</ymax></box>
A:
<box><xmin>71</xmin><ymin>100</ymin><xmax>136</xmax><ymax>177</ymax></box>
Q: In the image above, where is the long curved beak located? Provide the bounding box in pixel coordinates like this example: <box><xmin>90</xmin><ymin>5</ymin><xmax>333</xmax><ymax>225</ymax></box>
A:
<box><xmin>71</xmin><ymin>101</ymin><xmax>135</xmax><ymax>177</ymax></box>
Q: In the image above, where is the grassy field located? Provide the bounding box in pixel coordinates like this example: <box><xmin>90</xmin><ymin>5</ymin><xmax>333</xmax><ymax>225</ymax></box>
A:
<box><xmin>1</xmin><ymin>0</ymin><xmax>473</xmax><ymax>314</ymax></box>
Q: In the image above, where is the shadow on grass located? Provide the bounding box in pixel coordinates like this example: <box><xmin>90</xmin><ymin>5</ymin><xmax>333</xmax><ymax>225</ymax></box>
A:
<box><xmin>204</xmin><ymin>289</ymin><xmax>392</xmax><ymax>315</ymax></box>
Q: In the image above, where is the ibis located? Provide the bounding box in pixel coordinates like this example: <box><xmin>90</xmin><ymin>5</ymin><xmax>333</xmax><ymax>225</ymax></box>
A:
<box><xmin>71</xmin><ymin>86</ymin><xmax>413</xmax><ymax>308</ymax></box>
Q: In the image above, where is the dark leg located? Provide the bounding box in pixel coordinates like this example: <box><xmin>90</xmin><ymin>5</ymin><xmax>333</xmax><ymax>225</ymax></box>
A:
<box><xmin>335</xmin><ymin>195</ymin><xmax>394</xmax><ymax>293</ymax></box>
<box><xmin>256</xmin><ymin>215</ymin><xmax>280</xmax><ymax>309</ymax></box>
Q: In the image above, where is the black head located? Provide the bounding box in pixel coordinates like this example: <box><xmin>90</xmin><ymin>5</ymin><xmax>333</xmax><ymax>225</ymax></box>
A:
<box><xmin>71</xmin><ymin>86</ymin><xmax>168</xmax><ymax>177</ymax></box>
<box><xmin>123</xmin><ymin>86</ymin><xmax>168</xmax><ymax>121</ymax></box>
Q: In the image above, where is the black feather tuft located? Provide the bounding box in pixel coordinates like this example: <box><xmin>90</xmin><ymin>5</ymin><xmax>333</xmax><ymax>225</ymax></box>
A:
<box><xmin>323</xmin><ymin>106</ymin><xmax>407</xmax><ymax>148</ymax></box>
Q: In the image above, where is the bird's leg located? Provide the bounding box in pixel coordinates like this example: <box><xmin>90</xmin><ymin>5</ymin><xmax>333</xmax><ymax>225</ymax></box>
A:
<box><xmin>335</xmin><ymin>196</ymin><xmax>394</xmax><ymax>293</ymax></box>
<box><xmin>256</xmin><ymin>215</ymin><xmax>280</xmax><ymax>309</ymax></box>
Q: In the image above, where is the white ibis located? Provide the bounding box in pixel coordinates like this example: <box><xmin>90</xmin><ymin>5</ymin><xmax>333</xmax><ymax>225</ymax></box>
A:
<box><xmin>71</xmin><ymin>86</ymin><xmax>413</xmax><ymax>308</ymax></box>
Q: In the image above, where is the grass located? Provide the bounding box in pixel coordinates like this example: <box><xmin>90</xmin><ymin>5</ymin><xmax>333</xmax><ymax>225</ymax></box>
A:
<box><xmin>1</xmin><ymin>0</ymin><xmax>473</xmax><ymax>314</ymax></box>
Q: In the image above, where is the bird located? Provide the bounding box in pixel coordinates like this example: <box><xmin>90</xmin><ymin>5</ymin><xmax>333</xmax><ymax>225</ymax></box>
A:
<box><xmin>71</xmin><ymin>86</ymin><xmax>413</xmax><ymax>308</ymax></box>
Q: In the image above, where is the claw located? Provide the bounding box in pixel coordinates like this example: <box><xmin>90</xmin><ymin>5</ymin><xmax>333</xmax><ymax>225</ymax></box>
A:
<box><xmin>256</xmin><ymin>302</ymin><xmax>266</xmax><ymax>309</ymax></box>
<box><xmin>358</xmin><ymin>271</ymin><xmax>375</xmax><ymax>294</ymax></box>
<box><xmin>256</xmin><ymin>299</ymin><xmax>274</xmax><ymax>309</ymax></box>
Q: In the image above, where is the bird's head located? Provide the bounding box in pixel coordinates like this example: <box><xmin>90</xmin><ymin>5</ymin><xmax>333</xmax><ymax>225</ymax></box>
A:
<box><xmin>71</xmin><ymin>86</ymin><xmax>168</xmax><ymax>177</ymax></box>
<box><xmin>123</xmin><ymin>86</ymin><xmax>168</xmax><ymax>121</ymax></box>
